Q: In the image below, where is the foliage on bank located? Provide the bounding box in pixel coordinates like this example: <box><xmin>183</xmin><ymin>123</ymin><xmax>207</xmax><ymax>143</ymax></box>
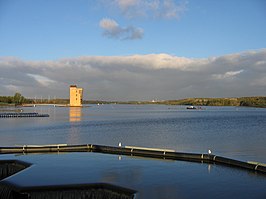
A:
<box><xmin>238</xmin><ymin>97</ymin><xmax>266</xmax><ymax>108</ymax></box>
<box><xmin>84</xmin><ymin>97</ymin><xmax>266</xmax><ymax>108</ymax></box>
<box><xmin>1</xmin><ymin>93</ymin><xmax>266</xmax><ymax>108</ymax></box>
<box><xmin>0</xmin><ymin>93</ymin><xmax>31</xmax><ymax>105</ymax></box>
<box><xmin>156</xmin><ymin>97</ymin><xmax>266</xmax><ymax>108</ymax></box>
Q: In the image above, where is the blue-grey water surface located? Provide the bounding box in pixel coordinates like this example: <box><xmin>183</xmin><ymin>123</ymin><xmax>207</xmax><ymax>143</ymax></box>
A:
<box><xmin>1</xmin><ymin>104</ymin><xmax>266</xmax><ymax>162</ymax></box>
<box><xmin>0</xmin><ymin>104</ymin><xmax>266</xmax><ymax>198</ymax></box>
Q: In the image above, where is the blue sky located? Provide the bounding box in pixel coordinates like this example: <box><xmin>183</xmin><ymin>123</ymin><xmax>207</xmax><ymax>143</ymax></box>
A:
<box><xmin>0</xmin><ymin>0</ymin><xmax>266</xmax><ymax>100</ymax></box>
<box><xmin>1</xmin><ymin>0</ymin><xmax>265</xmax><ymax>60</ymax></box>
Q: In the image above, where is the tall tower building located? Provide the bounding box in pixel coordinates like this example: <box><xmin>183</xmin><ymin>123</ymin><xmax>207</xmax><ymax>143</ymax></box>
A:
<box><xmin>69</xmin><ymin>85</ymin><xmax>83</xmax><ymax>107</ymax></box>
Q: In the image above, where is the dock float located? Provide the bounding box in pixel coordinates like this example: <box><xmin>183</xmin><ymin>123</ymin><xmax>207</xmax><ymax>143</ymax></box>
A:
<box><xmin>0</xmin><ymin>144</ymin><xmax>266</xmax><ymax>174</ymax></box>
<box><xmin>0</xmin><ymin>182</ymin><xmax>136</xmax><ymax>199</ymax></box>
<box><xmin>0</xmin><ymin>112</ymin><xmax>49</xmax><ymax>118</ymax></box>
<box><xmin>0</xmin><ymin>160</ymin><xmax>31</xmax><ymax>181</ymax></box>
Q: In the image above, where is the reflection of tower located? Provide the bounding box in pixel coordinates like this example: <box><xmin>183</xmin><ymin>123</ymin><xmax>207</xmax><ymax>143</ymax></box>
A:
<box><xmin>68</xmin><ymin>107</ymin><xmax>82</xmax><ymax>144</ymax></box>
<box><xmin>69</xmin><ymin>85</ymin><xmax>83</xmax><ymax>107</ymax></box>
<box><xmin>69</xmin><ymin>107</ymin><xmax>82</xmax><ymax>122</ymax></box>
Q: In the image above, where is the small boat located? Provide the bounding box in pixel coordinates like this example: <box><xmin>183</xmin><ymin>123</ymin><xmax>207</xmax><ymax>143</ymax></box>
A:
<box><xmin>186</xmin><ymin>106</ymin><xmax>197</xmax><ymax>109</ymax></box>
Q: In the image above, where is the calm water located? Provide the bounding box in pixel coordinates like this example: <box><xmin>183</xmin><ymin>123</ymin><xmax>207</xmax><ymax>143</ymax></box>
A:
<box><xmin>1</xmin><ymin>104</ymin><xmax>266</xmax><ymax>198</ymax></box>
<box><xmin>1</xmin><ymin>104</ymin><xmax>266</xmax><ymax>162</ymax></box>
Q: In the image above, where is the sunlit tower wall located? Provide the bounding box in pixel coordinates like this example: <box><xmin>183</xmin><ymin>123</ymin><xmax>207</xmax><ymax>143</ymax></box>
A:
<box><xmin>69</xmin><ymin>85</ymin><xmax>83</xmax><ymax>107</ymax></box>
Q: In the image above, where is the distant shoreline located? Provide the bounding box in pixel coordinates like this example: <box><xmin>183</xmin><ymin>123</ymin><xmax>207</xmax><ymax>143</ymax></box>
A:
<box><xmin>86</xmin><ymin>97</ymin><xmax>266</xmax><ymax>108</ymax></box>
<box><xmin>1</xmin><ymin>96</ymin><xmax>266</xmax><ymax>108</ymax></box>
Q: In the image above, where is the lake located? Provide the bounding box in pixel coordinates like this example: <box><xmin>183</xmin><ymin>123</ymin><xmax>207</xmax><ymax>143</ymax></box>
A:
<box><xmin>0</xmin><ymin>104</ymin><xmax>266</xmax><ymax>198</ymax></box>
<box><xmin>1</xmin><ymin>104</ymin><xmax>266</xmax><ymax>162</ymax></box>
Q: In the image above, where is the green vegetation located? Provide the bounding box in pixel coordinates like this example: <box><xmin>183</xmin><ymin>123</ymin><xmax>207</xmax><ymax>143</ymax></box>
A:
<box><xmin>153</xmin><ymin>97</ymin><xmax>266</xmax><ymax>108</ymax></box>
<box><xmin>84</xmin><ymin>97</ymin><xmax>266</xmax><ymax>108</ymax></box>
<box><xmin>156</xmin><ymin>98</ymin><xmax>239</xmax><ymax>106</ymax></box>
<box><xmin>0</xmin><ymin>93</ymin><xmax>32</xmax><ymax>106</ymax></box>
<box><xmin>238</xmin><ymin>97</ymin><xmax>266</xmax><ymax>108</ymax></box>
<box><xmin>1</xmin><ymin>93</ymin><xmax>266</xmax><ymax>108</ymax></box>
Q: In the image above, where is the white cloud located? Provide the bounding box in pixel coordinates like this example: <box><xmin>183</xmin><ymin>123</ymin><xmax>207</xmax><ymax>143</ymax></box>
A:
<box><xmin>99</xmin><ymin>18</ymin><xmax>143</xmax><ymax>40</ymax></box>
<box><xmin>0</xmin><ymin>49</ymin><xmax>266</xmax><ymax>100</ymax></box>
<box><xmin>158</xmin><ymin>0</ymin><xmax>188</xmax><ymax>19</ymax></box>
<box><xmin>116</xmin><ymin>0</ymin><xmax>139</xmax><ymax>10</ymax></box>
<box><xmin>256</xmin><ymin>60</ymin><xmax>266</xmax><ymax>65</ymax></box>
<box><xmin>110</xmin><ymin>0</ymin><xmax>188</xmax><ymax>20</ymax></box>
<box><xmin>212</xmin><ymin>70</ymin><xmax>244</xmax><ymax>80</ymax></box>
<box><xmin>99</xmin><ymin>18</ymin><xmax>119</xmax><ymax>31</ymax></box>
<box><xmin>27</xmin><ymin>74</ymin><xmax>56</xmax><ymax>87</ymax></box>
<box><xmin>98</xmin><ymin>1</ymin><xmax>187</xmax><ymax>40</ymax></box>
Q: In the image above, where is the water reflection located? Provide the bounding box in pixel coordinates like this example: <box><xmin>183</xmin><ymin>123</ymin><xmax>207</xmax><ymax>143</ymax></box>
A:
<box><xmin>68</xmin><ymin>107</ymin><xmax>83</xmax><ymax>143</ymax></box>
<box><xmin>69</xmin><ymin>107</ymin><xmax>82</xmax><ymax>122</ymax></box>
<box><xmin>1</xmin><ymin>153</ymin><xmax>266</xmax><ymax>199</ymax></box>
<box><xmin>1</xmin><ymin>105</ymin><xmax>266</xmax><ymax>163</ymax></box>
<box><xmin>208</xmin><ymin>164</ymin><xmax>212</xmax><ymax>173</ymax></box>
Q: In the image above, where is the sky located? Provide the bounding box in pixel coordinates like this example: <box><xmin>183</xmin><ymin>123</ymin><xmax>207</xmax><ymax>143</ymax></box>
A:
<box><xmin>0</xmin><ymin>0</ymin><xmax>266</xmax><ymax>100</ymax></box>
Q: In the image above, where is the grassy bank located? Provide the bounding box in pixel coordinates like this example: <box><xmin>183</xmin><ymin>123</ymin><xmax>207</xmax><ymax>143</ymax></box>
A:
<box><xmin>1</xmin><ymin>95</ymin><xmax>266</xmax><ymax>108</ymax></box>
<box><xmin>153</xmin><ymin>97</ymin><xmax>266</xmax><ymax>108</ymax></box>
<box><xmin>85</xmin><ymin>97</ymin><xmax>266</xmax><ymax>108</ymax></box>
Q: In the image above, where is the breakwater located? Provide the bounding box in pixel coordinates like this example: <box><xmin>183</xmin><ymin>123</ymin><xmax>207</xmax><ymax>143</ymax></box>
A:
<box><xmin>0</xmin><ymin>144</ymin><xmax>265</xmax><ymax>174</ymax></box>
<box><xmin>0</xmin><ymin>112</ymin><xmax>49</xmax><ymax>118</ymax></box>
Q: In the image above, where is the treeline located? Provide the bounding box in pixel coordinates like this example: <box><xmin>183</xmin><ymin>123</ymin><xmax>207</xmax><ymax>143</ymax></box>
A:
<box><xmin>155</xmin><ymin>97</ymin><xmax>266</xmax><ymax>108</ymax></box>
<box><xmin>66</xmin><ymin>97</ymin><xmax>266</xmax><ymax>108</ymax></box>
<box><xmin>82</xmin><ymin>97</ymin><xmax>266</xmax><ymax>108</ymax></box>
<box><xmin>157</xmin><ymin>98</ymin><xmax>239</xmax><ymax>106</ymax></box>
<box><xmin>0</xmin><ymin>93</ymin><xmax>32</xmax><ymax>105</ymax></box>
<box><xmin>1</xmin><ymin>94</ymin><xmax>266</xmax><ymax>108</ymax></box>
<box><xmin>238</xmin><ymin>97</ymin><xmax>266</xmax><ymax>108</ymax></box>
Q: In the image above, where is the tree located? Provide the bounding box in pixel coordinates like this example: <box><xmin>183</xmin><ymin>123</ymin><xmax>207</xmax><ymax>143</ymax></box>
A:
<box><xmin>13</xmin><ymin>92</ymin><xmax>24</xmax><ymax>105</ymax></box>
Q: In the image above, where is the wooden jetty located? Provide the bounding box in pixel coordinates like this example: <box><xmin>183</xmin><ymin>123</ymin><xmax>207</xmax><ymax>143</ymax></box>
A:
<box><xmin>0</xmin><ymin>112</ymin><xmax>49</xmax><ymax>118</ymax></box>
